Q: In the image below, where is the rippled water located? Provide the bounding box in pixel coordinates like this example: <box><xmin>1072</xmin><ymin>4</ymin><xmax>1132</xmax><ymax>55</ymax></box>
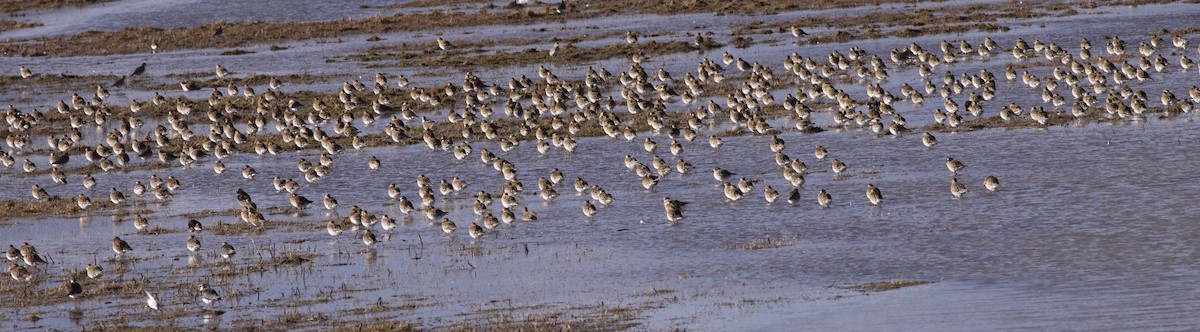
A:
<box><xmin>3</xmin><ymin>1</ymin><xmax>1200</xmax><ymax>330</ymax></box>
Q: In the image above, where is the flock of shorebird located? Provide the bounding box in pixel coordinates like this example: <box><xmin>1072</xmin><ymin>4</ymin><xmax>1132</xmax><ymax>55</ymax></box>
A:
<box><xmin>5</xmin><ymin>24</ymin><xmax>1198</xmax><ymax>316</ymax></box>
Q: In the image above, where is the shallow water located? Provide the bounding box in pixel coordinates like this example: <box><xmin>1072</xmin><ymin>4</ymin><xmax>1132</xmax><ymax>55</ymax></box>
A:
<box><xmin>3</xmin><ymin>1</ymin><xmax>1200</xmax><ymax>330</ymax></box>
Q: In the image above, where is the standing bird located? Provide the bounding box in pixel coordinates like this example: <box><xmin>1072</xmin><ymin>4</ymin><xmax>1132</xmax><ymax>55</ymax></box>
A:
<box><xmin>9</xmin><ymin>263</ymin><xmax>30</xmax><ymax>281</ymax></box>
<box><xmin>786</xmin><ymin>187</ymin><xmax>801</xmax><ymax>205</ymax></box>
<box><xmin>663</xmin><ymin>196</ymin><xmax>688</xmax><ymax>222</ymax></box>
<box><xmin>946</xmin><ymin>157</ymin><xmax>966</xmax><ymax>174</ymax></box>
<box><xmin>814</xmin><ymin>145</ymin><xmax>828</xmax><ymax>161</ymax></box>
<box><xmin>830</xmin><ymin>159</ymin><xmax>849</xmax><ymax>177</ymax></box>
<box><xmin>220</xmin><ymin>242</ymin><xmax>235</xmax><ymax>259</ymax></box>
<box><xmin>440</xmin><ymin>218</ymin><xmax>457</xmax><ymax>234</ymax></box>
<box><xmin>362</xmin><ymin>230</ymin><xmax>377</xmax><ymax>246</ymax></box>
<box><xmin>242</xmin><ymin>165</ymin><xmax>257</xmax><ymax>180</ymax></box>
<box><xmin>984</xmin><ymin>175</ymin><xmax>1001</xmax><ymax>192</ymax></box>
<box><xmin>6</xmin><ymin>245</ymin><xmax>20</xmax><ymax>262</ymax></box>
<box><xmin>865</xmin><ymin>184</ymin><xmax>883</xmax><ymax>206</ymax></box>
<box><xmin>368</xmin><ymin>156</ymin><xmax>380</xmax><ymax>170</ymax></box>
<box><xmin>67</xmin><ymin>278</ymin><xmax>83</xmax><ymax>299</ymax></box>
<box><xmin>198</xmin><ymin>283</ymin><xmax>221</xmax><ymax>308</ymax></box>
<box><xmin>19</xmin><ymin>65</ymin><xmax>32</xmax><ymax>78</ymax></box>
<box><xmin>85</xmin><ymin>263</ymin><xmax>104</xmax><ymax>279</ymax></box>
<box><xmin>323</xmin><ymin>194</ymin><xmax>338</xmax><ymax>211</ymax></box>
<box><xmin>112</xmin><ymin>236</ymin><xmax>132</xmax><ymax>256</ymax></box>
<box><xmin>763</xmin><ymin>186</ymin><xmax>780</xmax><ymax>204</ymax></box>
<box><xmin>790</xmin><ymin>25</ymin><xmax>808</xmax><ymax>38</ymax></box>
<box><xmin>186</xmin><ymin>235</ymin><xmax>201</xmax><ymax>252</ymax></box>
<box><xmin>131</xmin><ymin>62</ymin><xmax>146</xmax><ymax>76</ymax></box>
<box><xmin>549</xmin><ymin>42</ymin><xmax>561</xmax><ymax>57</ymax></box>
<box><xmin>187</xmin><ymin>219</ymin><xmax>203</xmax><ymax>232</ymax></box>
<box><xmin>468</xmin><ymin>222</ymin><xmax>484</xmax><ymax>239</ymax></box>
<box><xmin>582</xmin><ymin>200</ymin><xmax>597</xmax><ymax>218</ymax></box>
<box><xmin>290</xmin><ymin>193</ymin><xmax>313</xmax><ymax>209</ymax></box>
<box><xmin>326</xmin><ymin>220</ymin><xmax>343</xmax><ymax>237</ymax></box>
<box><xmin>817</xmin><ymin>189</ymin><xmax>832</xmax><ymax>208</ymax></box>
<box><xmin>950</xmin><ymin>177</ymin><xmax>968</xmax><ymax>198</ymax></box>
<box><xmin>214</xmin><ymin>64</ymin><xmax>229</xmax><ymax>78</ymax></box>
<box><xmin>922</xmin><ymin>132</ymin><xmax>938</xmax><ymax>148</ymax></box>
<box><xmin>436</xmin><ymin>37</ymin><xmax>452</xmax><ymax>50</ymax></box>
<box><xmin>109</xmin><ymin>188</ymin><xmax>126</xmax><ymax>205</ymax></box>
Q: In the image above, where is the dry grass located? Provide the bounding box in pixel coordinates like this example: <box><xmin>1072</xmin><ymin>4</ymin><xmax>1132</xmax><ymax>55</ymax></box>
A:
<box><xmin>846</xmin><ymin>279</ymin><xmax>931</xmax><ymax>292</ymax></box>
<box><xmin>0</xmin><ymin>20</ymin><xmax>42</xmax><ymax>33</ymax></box>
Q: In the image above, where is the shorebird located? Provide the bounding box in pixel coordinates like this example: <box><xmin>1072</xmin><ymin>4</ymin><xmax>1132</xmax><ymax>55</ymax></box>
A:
<box><xmin>112</xmin><ymin>236</ymin><xmax>132</xmax><ymax>256</ymax></box>
<box><xmin>787</xmin><ymin>187</ymin><xmax>801</xmax><ymax>205</ymax></box>
<box><xmin>82</xmin><ymin>173</ymin><xmax>96</xmax><ymax>189</ymax></box>
<box><xmin>186</xmin><ymin>235</ymin><xmax>201</xmax><ymax>252</ymax></box>
<box><xmin>922</xmin><ymin>132</ymin><xmax>938</xmax><ymax>147</ymax></box>
<box><xmin>9</xmin><ymin>263</ymin><xmax>30</xmax><ymax>281</ymax></box>
<box><xmin>214</xmin><ymin>64</ymin><xmax>229</xmax><ymax>78</ymax></box>
<box><xmin>493</xmin><ymin>207</ymin><xmax>511</xmax><ymax>224</ymax></box>
<box><xmin>582</xmin><ymin>200</ymin><xmax>597</xmax><ymax>218</ymax></box>
<box><xmin>31</xmin><ymin>185</ymin><xmax>48</xmax><ymax>200</ymax></box>
<box><xmin>522</xmin><ymin>207</ymin><xmax>538</xmax><ymax>221</ymax></box>
<box><xmin>946</xmin><ymin>157</ymin><xmax>965</xmax><ymax>174</ymax></box>
<box><xmin>145</xmin><ymin>290</ymin><xmax>160</xmax><ymax>310</ymax></box>
<box><xmin>67</xmin><ymin>278</ymin><xmax>83</xmax><ymax>299</ymax></box>
<box><xmin>188</xmin><ymin>219</ymin><xmax>203</xmax><ymax>232</ymax></box>
<box><xmin>290</xmin><ymin>193</ymin><xmax>313</xmax><ymax>209</ymax></box>
<box><xmin>387</xmin><ymin>183</ymin><xmax>402</xmax><ymax>199</ymax></box>
<box><xmin>790</xmin><ymin>25</ymin><xmax>808</xmax><ymax>38</ymax></box>
<box><xmin>19</xmin><ymin>65</ymin><xmax>32</xmax><ymax>78</ymax></box>
<box><xmin>468</xmin><ymin>222</ymin><xmax>484</xmax><ymax>238</ymax></box>
<box><xmin>326</xmin><ymin>220</ymin><xmax>343</xmax><ymax>237</ymax></box>
<box><xmin>663</xmin><ymin>196</ymin><xmax>687</xmax><ymax>222</ymax></box>
<box><xmin>213</xmin><ymin>160</ymin><xmax>226</xmax><ymax>174</ymax></box>
<box><xmin>436</xmin><ymin>37</ymin><xmax>452</xmax><ymax>50</ymax></box>
<box><xmin>22</xmin><ymin>250</ymin><xmax>46</xmax><ymax>267</ymax></box>
<box><xmin>368</xmin><ymin>156</ymin><xmax>380</xmax><ymax>170</ymax></box>
<box><xmin>830</xmin><ymin>159</ymin><xmax>849</xmax><ymax>177</ymax></box>
<box><xmin>814</xmin><ymin>145</ymin><xmax>828</xmax><ymax>161</ymax></box>
<box><xmin>219</xmin><ymin>242</ymin><xmax>235</xmax><ymax>259</ymax></box>
<box><xmin>950</xmin><ymin>177</ymin><xmax>968</xmax><ymax>198</ymax></box>
<box><xmin>865</xmin><ymin>184</ymin><xmax>883</xmax><ymax>206</ymax></box>
<box><xmin>708</xmin><ymin>135</ymin><xmax>723</xmax><ymax>149</ymax></box>
<box><xmin>131</xmin><ymin>62</ymin><xmax>146</xmax><ymax>76</ymax></box>
<box><xmin>441</xmin><ymin>218</ymin><xmax>457</xmax><ymax>234</ymax></box>
<box><xmin>549</xmin><ymin>42</ymin><xmax>560</xmax><ymax>57</ymax></box>
<box><xmin>6</xmin><ymin>245</ymin><xmax>20</xmax><ymax>262</ymax></box>
<box><xmin>76</xmin><ymin>194</ymin><xmax>92</xmax><ymax>209</ymax></box>
<box><xmin>85</xmin><ymin>263</ymin><xmax>103</xmax><ymax>279</ymax></box>
<box><xmin>818</xmin><ymin>189</ymin><xmax>832</xmax><ymax>208</ymax></box>
<box><xmin>323</xmin><ymin>194</ymin><xmax>338</xmax><ymax>211</ymax></box>
<box><xmin>723</xmin><ymin>182</ymin><xmax>744</xmax><ymax>201</ymax></box>
<box><xmin>242</xmin><ymin>165</ymin><xmax>257</xmax><ymax>180</ymax></box>
<box><xmin>134</xmin><ymin>215</ymin><xmax>149</xmax><ymax>232</ymax></box>
<box><xmin>198</xmin><ymin>282</ymin><xmax>221</xmax><ymax>308</ymax></box>
<box><xmin>109</xmin><ymin>188</ymin><xmax>126</xmax><ymax>205</ymax></box>
<box><xmin>362</xmin><ymin>230</ymin><xmax>377</xmax><ymax>246</ymax></box>
<box><xmin>713</xmin><ymin>167</ymin><xmax>735</xmax><ymax>182</ymax></box>
<box><xmin>764</xmin><ymin>186</ymin><xmax>780</xmax><ymax>203</ymax></box>
<box><xmin>380</xmin><ymin>214</ymin><xmax>397</xmax><ymax>231</ymax></box>
<box><xmin>984</xmin><ymin>175</ymin><xmax>1001</xmax><ymax>192</ymax></box>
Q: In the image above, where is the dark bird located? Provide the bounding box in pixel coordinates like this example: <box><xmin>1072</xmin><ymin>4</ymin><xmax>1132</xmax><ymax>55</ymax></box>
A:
<box><xmin>67</xmin><ymin>278</ymin><xmax>83</xmax><ymax>299</ymax></box>
<box><xmin>131</xmin><ymin>62</ymin><xmax>146</xmax><ymax>76</ymax></box>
